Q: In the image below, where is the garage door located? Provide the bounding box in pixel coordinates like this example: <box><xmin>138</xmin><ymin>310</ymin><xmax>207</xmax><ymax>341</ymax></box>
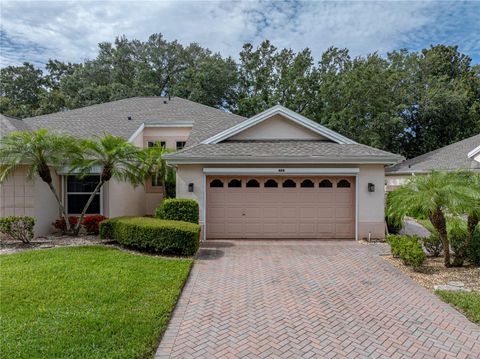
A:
<box><xmin>206</xmin><ymin>176</ymin><xmax>355</xmax><ymax>239</ymax></box>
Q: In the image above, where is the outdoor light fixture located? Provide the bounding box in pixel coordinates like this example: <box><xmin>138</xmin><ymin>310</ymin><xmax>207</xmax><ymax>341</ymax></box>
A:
<box><xmin>368</xmin><ymin>183</ymin><xmax>375</xmax><ymax>192</ymax></box>
<box><xmin>188</xmin><ymin>183</ymin><xmax>194</xmax><ymax>192</ymax></box>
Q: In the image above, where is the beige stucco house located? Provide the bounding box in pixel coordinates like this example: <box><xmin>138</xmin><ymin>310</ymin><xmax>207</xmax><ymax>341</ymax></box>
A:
<box><xmin>385</xmin><ymin>134</ymin><xmax>480</xmax><ymax>191</ymax></box>
<box><xmin>1</xmin><ymin>97</ymin><xmax>402</xmax><ymax>240</ymax></box>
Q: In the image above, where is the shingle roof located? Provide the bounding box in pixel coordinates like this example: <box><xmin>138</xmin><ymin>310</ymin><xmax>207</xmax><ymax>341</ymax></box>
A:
<box><xmin>386</xmin><ymin>134</ymin><xmax>480</xmax><ymax>174</ymax></box>
<box><xmin>164</xmin><ymin>140</ymin><xmax>403</xmax><ymax>163</ymax></box>
<box><xmin>0</xmin><ymin>114</ymin><xmax>30</xmax><ymax>135</ymax></box>
<box><xmin>21</xmin><ymin>97</ymin><xmax>245</xmax><ymax>144</ymax></box>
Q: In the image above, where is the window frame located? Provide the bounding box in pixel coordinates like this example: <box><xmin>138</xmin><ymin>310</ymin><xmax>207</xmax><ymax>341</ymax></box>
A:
<box><xmin>300</xmin><ymin>179</ymin><xmax>314</xmax><ymax>188</ymax></box>
<box><xmin>282</xmin><ymin>179</ymin><xmax>297</xmax><ymax>188</ymax></box>
<box><xmin>337</xmin><ymin>179</ymin><xmax>352</xmax><ymax>188</ymax></box>
<box><xmin>209</xmin><ymin>179</ymin><xmax>224</xmax><ymax>188</ymax></box>
<box><xmin>64</xmin><ymin>175</ymin><xmax>103</xmax><ymax>215</ymax></box>
<box><xmin>264</xmin><ymin>179</ymin><xmax>279</xmax><ymax>188</ymax></box>
<box><xmin>246</xmin><ymin>179</ymin><xmax>260</xmax><ymax>188</ymax></box>
<box><xmin>319</xmin><ymin>179</ymin><xmax>333</xmax><ymax>188</ymax></box>
<box><xmin>227</xmin><ymin>179</ymin><xmax>242</xmax><ymax>188</ymax></box>
<box><xmin>176</xmin><ymin>141</ymin><xmax>186</xmax><ymax>151</ymax></box>
<box><xmin>147</xmin><ymin>141</ymin><xmax>166</xmax><ymax>149</ymax></box>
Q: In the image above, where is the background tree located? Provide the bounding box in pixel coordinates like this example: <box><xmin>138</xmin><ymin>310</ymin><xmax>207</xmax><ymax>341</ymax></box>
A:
<box><xmin>0</xmin><ymin>129</ymin><xmax>78</xmax><ymax>232</ymax></box>
<box><xmin>70</xmin><ymin>135</ymin><xmax>144</xmax><ymax>235</ymax></box>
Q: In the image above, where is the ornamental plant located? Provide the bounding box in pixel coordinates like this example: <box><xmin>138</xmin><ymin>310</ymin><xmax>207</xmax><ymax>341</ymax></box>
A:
<box><xmin>0</xmin><ymin>216</ymin><xmax>35</xmax><ymax>244</ymax></box>
<box><xmin>81</xmin><ymin>215</ymin><xmax>108</xmax><ymax>235</ymax></box>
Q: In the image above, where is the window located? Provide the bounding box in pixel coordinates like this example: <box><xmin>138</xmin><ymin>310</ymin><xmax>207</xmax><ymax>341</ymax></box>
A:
<box><xmin>148</xmin><ymin>141</ymin><xmax>166</xmax><ymax>148</ymax></box>
<box><xmin>176</xmin><ymin>141</ymin><xmax>186</xmax><ymax>150</ymax></box>
<box><xmin>210</xmin><ymin>179</ymin><xmax>224</xmax><ymax>188</ymax></box>
<box><xmin>337</xmin><ymin>179</ymin><xmax>351</xmax><ymax>188</ymax></box>
<box><xmin>319</xmin><ymin>179</ymin><xmax>333</xmax><ymax>188</ymax></box>
<box><xmin>66</xmin><ymin>175</ymin><xmax>101</xmax><ymax>214</ymax></box>
<box><xmin>264</xmin><ymin>179</ymin><xmax>278</xmax><ymax>188</ymax></box>
<box><xmin>300</xmin><ymin>179</ymin><xmax>314</xmax><ymax>188</ymax></box>
<box><xmin>282</xmin><ymin>179</ymin><xmax>296</xmax><ymax>188</ymax></box>
<box><xmin>246</xmin><ymin>179</ymin><xmax>260</xmax><ymax>188</ymax></box>
<box><xmin>228</xmin><ymin>179</ymin><xmax>242</xmax><ymax>188</ymax></box>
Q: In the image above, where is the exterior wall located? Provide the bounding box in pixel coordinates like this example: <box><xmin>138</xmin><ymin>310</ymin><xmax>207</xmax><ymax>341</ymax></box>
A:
<box><xmin>385</xmin><ymin>174</ymin><xmax>411</xmax><ymax>192</ymax></box>
<box><xmin>230</xmin><ymin>115</ymin><xmax>327</xmax><ymax>141</ymax></box>
<box><xmin>142</xmin><ymin>127</ymin><xmax>191</xmax><ymax>149</ymax></box>
<box><xmin>0</xmin><ymin>166</ymin><xmax>60</xmax><ymax>237</ymax></box>
<box><xmin>104</xmin><ymin>180</ymin><xmax>147</xmax><ymax>218</ymax></box>
<box><xmin>175</xmin><ymin>163</ymin><xmax>387</xmax><ymax>240</ymax></box>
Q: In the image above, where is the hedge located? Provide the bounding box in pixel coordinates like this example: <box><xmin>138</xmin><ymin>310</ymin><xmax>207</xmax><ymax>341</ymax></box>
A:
<box><xmin>100</xmin><ymin>217</ymin><xmax>200</xmax><ymax>256</ymax></box>
<box><xmin>155</xmin><ymin>198</ymin><xmax>199</xmax><ymax>224</ymax></box>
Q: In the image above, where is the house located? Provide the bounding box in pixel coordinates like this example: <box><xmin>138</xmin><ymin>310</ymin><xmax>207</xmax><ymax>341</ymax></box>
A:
<box><xmin>385</xmin><ymin>134</ymin><xmax>480</xmax><ymax>191</ymax></box>
<box><xmin>1</xmin><ymin>97</ymin><xmax>402</xmax><ymax>239</ymax></box>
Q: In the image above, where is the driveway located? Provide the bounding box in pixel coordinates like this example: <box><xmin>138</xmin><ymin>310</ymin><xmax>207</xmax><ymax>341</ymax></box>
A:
<box><xmin>155</xmin><ymin>241</ymin><xmax>480</xmax><ymax>359</ymax></box>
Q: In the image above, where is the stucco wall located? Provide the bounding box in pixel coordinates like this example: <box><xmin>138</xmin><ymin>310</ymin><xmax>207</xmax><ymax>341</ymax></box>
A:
<box><xmin>175</xmin><ymin>163</ymin><xmax>387</xmax><ymax>240</ymax></box>
<box><xmin>230</xmin><ymin>115</ymin><xmax>327</xmax><ymax>141</ymax></box>
<box><xmin>0</xmin><ymin>166</ymin><xmax>60</xmax><ymax>237</ymax></box>
<box><xmin>142</xmin><ymin>127</ymin><xmax>191</xmax><ymax>149</ymax></box>
<box><xmin>104</xmin><ymin>179</ymin><xmax>147</xmax><ymax>218</ymax></box>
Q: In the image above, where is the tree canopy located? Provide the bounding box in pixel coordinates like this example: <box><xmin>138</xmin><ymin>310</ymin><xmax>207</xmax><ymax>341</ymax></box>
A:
<box><xmin>1</xmin><ymin>34</ymin><xmax>479</xmax><ymax>158</ymax></box>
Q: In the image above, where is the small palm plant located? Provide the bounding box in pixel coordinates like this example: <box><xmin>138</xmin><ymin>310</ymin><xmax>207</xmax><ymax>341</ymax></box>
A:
<box><xmin>70</xmin><ymin>134</ymin><xmax>144</xmax><ymax>235</ymax></box>
<box><xmin>0</xmin><ymin>129</ymin><xmax>79</xmax><ymax>232</ymax></box>
<box><xmin>452</xmin><ymin>171</ymin><xmax>480</xmax><ymax>243</ymax></box>
<box><xmin>140</xmin><ymin>142</ymin><xmax>172</xmax><ymax>198</ymax></box>
<box><xmin>386</xmin><ymin>171</ymin><xmax>472</xmax><ymax>267</ymax></box>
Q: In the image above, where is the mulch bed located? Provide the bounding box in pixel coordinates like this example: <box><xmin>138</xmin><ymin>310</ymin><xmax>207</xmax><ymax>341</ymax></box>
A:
<box><xmin>0</xmin><ymin>235</ymin><xmax>112</xmax><ymax>255</ymax></box>
<box><xmin>384</xmin><ymin>255</ymin><xmax>480</xmax><ymax>292</ymax></box>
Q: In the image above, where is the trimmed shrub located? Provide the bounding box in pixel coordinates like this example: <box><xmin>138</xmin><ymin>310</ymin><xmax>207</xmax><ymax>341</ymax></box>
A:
<box><xmin>387</xmin><ymin>235</ymin><xmax>402</xmax><ymax>258</ymax></box>
<box><xmin>0</xmin><ymin>216</ymin><xmax>35</xmax><ymax>243</ymax></box>
<box><xmin>469</xmin><ymin>226</ymin><xmax>480</xmax><ymax>266</ymax></box>
<box><xmin>81</xmin><ymin>215</ymin><xmax>108</xmax><ymax>235</ymax></box>
<box><xmin>449</xmin><ymin>218</ymin><xmax>468</xmax><ymax>267</ymax></box>
<box><xmin>52</xmin><ymin>216</ymin><xmax>78</xmax><ymax>233</ymax></box>
<box><xmin>155</xmin><ymin>199</ymin><xmax>199</xmax><ymax>224</ymax></box>
<box><xmin>387</xmin><ymin>234</ymin><xmax>426</xmax><ymax>269</ymax></box>
<box><xmin>100</xmin><ymin>216</ymin><xmax>200</xmax><ymax>256</ymax></box>
<box><xmin>400</xmin><ymin>237</ymin><xmax>427</xmax><ymax>269</ymax></box>
<box><xmin>421</xmin><ymin>233</ymin><xmax>443</xmax><ymax>257</ymax></box>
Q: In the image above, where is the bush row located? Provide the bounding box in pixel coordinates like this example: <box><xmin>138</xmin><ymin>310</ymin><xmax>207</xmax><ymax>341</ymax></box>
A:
<box><xmin>387</xmin><ymin>235</ymin><xmax>427</xmax><ymax>269</ymax></box>
<box><xmin>0</xmin><ymin>216</ymin><xmax>35</xmax><ymax>243</ymax></box>
<box><xmin>100</xmin><ymin>216</ymin><xmax>200</xmax><ymax>256</ymax></box>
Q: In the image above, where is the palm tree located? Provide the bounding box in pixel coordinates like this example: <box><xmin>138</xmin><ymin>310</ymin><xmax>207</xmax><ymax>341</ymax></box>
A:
<box><xmin>387</xmin><ymin>171</ymin><xmax>472</xmax><ymax>267</ymax></box>
<box><xmin>0</xmin><ymin>129</ymin><xmax>79</xmax><ymax>232</ymax></box>
<box><xmin>140</xmin><ymin>142</ymin><xmax>172</xmax><ymax>199</ymax></box>
<box><xmin>70</xmin><ymin>134</ymin><xmax>144</xmax><ymax>235</ymax></box>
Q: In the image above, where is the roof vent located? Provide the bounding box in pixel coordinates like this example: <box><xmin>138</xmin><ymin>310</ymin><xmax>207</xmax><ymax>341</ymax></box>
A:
<box><xmin>127</xmin><ymin>116</ymin><xmax>132</xmax><ymax>121</ymax></box>
<box><xmin>163</xmin><ymin>100</ymin><xmax>167</xmax><ymax>104</ymax></box>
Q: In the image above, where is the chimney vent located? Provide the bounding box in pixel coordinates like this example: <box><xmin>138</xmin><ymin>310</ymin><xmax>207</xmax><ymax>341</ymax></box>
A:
<box><xmin>127</xmin><ymin>116</ymin><xmax>132</xmax><ymax>121</ymax></box>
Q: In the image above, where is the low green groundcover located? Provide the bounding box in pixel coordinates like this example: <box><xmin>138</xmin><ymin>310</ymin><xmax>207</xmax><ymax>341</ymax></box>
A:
<box><xmin>0</xmin><ymin>246</ymin><xmax>192</xmax><ymax>358</ymax></box>
<box><xmin>436</xmin><ymin>290</ymin><xmax>480</xmax><ymax>324</ymax></box>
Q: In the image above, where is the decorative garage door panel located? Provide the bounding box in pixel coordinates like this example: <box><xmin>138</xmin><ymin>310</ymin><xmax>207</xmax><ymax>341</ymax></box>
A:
<box><xmin>206</xmin><ymin>176</ymin><xmax>355</xmax><ymax>239</ymax></box>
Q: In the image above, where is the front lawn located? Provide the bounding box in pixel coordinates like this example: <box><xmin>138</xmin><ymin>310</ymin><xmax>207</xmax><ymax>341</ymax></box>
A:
<box><xmin>436</xmin><ymin>290</ymin><xmax>480</xmax><ymax>324</ymax></box>
<box><xmin>0</xmin><ymin>246</ymin><xmax>192</xmax><ymax>358</ymax></box>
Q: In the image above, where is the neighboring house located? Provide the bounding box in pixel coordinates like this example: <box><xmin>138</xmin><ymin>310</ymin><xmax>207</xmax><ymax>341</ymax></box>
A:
<box><xmin>1</xmin><ymin>97</ymin><xmax>402</xmax><ymax>240</ymax></box>
<box><xmin>385</xmin><ymin>134</ymin><xmax>480</xmax><ymax>191</ymax></box>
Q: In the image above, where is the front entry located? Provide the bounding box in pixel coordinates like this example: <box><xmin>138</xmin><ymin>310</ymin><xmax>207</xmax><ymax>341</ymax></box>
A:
<box><xmin>206</xmin><ymin>176</ymin><xmax>355</xmax><ymax>239</ymax></box>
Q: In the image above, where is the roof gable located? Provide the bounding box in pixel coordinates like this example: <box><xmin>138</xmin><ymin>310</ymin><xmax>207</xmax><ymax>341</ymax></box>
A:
<box><xmin>201</xmin><ymin>105</ymin><xmax>356</xmax><ymax>145</ymax></box>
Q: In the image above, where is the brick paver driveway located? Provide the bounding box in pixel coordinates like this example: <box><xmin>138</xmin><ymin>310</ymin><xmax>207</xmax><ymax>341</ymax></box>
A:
<box><xmin>156</xmin><ymin>241</ymin><xmax>480</xmax><ymax>358</ymax></box>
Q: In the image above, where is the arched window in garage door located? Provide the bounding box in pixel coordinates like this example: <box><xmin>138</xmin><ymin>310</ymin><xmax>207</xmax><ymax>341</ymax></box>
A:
<box><xmin>264</xmin><ymin>179</ymin><xmax>278</xmax><ymax>188</ymax></box>
<box><xmin>300</xmin><ymin>179</ymin><xmax>314</xmax><ymax>188</ymax></box>
<box><xmin>282</xmin><ymin>179</ymin><xmax>296</xmax><ymax>188</ymax></box>
<box><xmin>337</xmin><ymin>179</ymin><xmax>351</xmax><ymax>188</ymax></box>
<box><xmin>319</xmin><ymin>179</ymin><xmax>333</xmax><ymax>188</ymax></box>
<box><xmin>246</xmin><ymin>179</ymin><xmax>260</xmax><ymax>188</ymax></box>
<box><xmin>228</xmin><ymin>179</ymin><xmax>242</xmax><ymax>188</ymax></box>
<box><xmin>210</xmin><ymin>179</ymin><xmax>224</xmax><ymax>188</ymax></box>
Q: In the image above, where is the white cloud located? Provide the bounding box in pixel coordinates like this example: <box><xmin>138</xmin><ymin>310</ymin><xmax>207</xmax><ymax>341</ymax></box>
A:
<box><xmin>0</xmin><ymin>0</ymin><xmax>478</xmax><ymax>68</ymax></box>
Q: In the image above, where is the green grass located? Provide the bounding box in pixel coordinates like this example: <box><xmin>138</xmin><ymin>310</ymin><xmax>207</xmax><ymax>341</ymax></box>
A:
<box><xmin>436</xmin><ymin>290</ymin><xmax>480</xmax><ymax>324</ymax></box>
<box><xmin>0</xmin><ymin>246</ymin><xmax>192</xmax><ymax>359</ymax></box>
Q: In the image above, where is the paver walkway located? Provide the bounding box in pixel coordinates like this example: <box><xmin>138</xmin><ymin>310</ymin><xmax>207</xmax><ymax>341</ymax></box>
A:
<box><xmin>155</xmin><ymin>240</ymin><xmax>480</xmax><ymax>358</ymax></box>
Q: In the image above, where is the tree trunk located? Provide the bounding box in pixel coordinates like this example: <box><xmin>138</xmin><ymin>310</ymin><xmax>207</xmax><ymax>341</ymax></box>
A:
<box><xmin>74</xmin><ymin>180</ymin><xmax>105</xmax><ymax>235</ymax></box>
<box><xmin>429</xmin><ymin>209</ymin><xmax>450</xmax><ymax>267</ymax></box>
<box><xmin>46</xmin><ymin>181</ymin><xmax>71</xmax><ymax>233</ymax></box>
<box><xmin>467</xmin><ymin>213</ymin><xmax>479</xmax><ymax>241</ymax></box>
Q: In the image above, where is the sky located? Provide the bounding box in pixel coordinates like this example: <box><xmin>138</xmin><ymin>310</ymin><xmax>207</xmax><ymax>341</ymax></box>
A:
<box><xmin>0</xmin><ymin>0</ymin><xmax>479</xmax><ymax>69</ymax></box>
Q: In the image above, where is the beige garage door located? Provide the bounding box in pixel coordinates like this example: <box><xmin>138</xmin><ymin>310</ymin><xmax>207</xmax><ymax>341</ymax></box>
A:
<box><xmin>206</xmin><ymin>176</ymin><xmax>355</xmax><ymax>239</ymax></box>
